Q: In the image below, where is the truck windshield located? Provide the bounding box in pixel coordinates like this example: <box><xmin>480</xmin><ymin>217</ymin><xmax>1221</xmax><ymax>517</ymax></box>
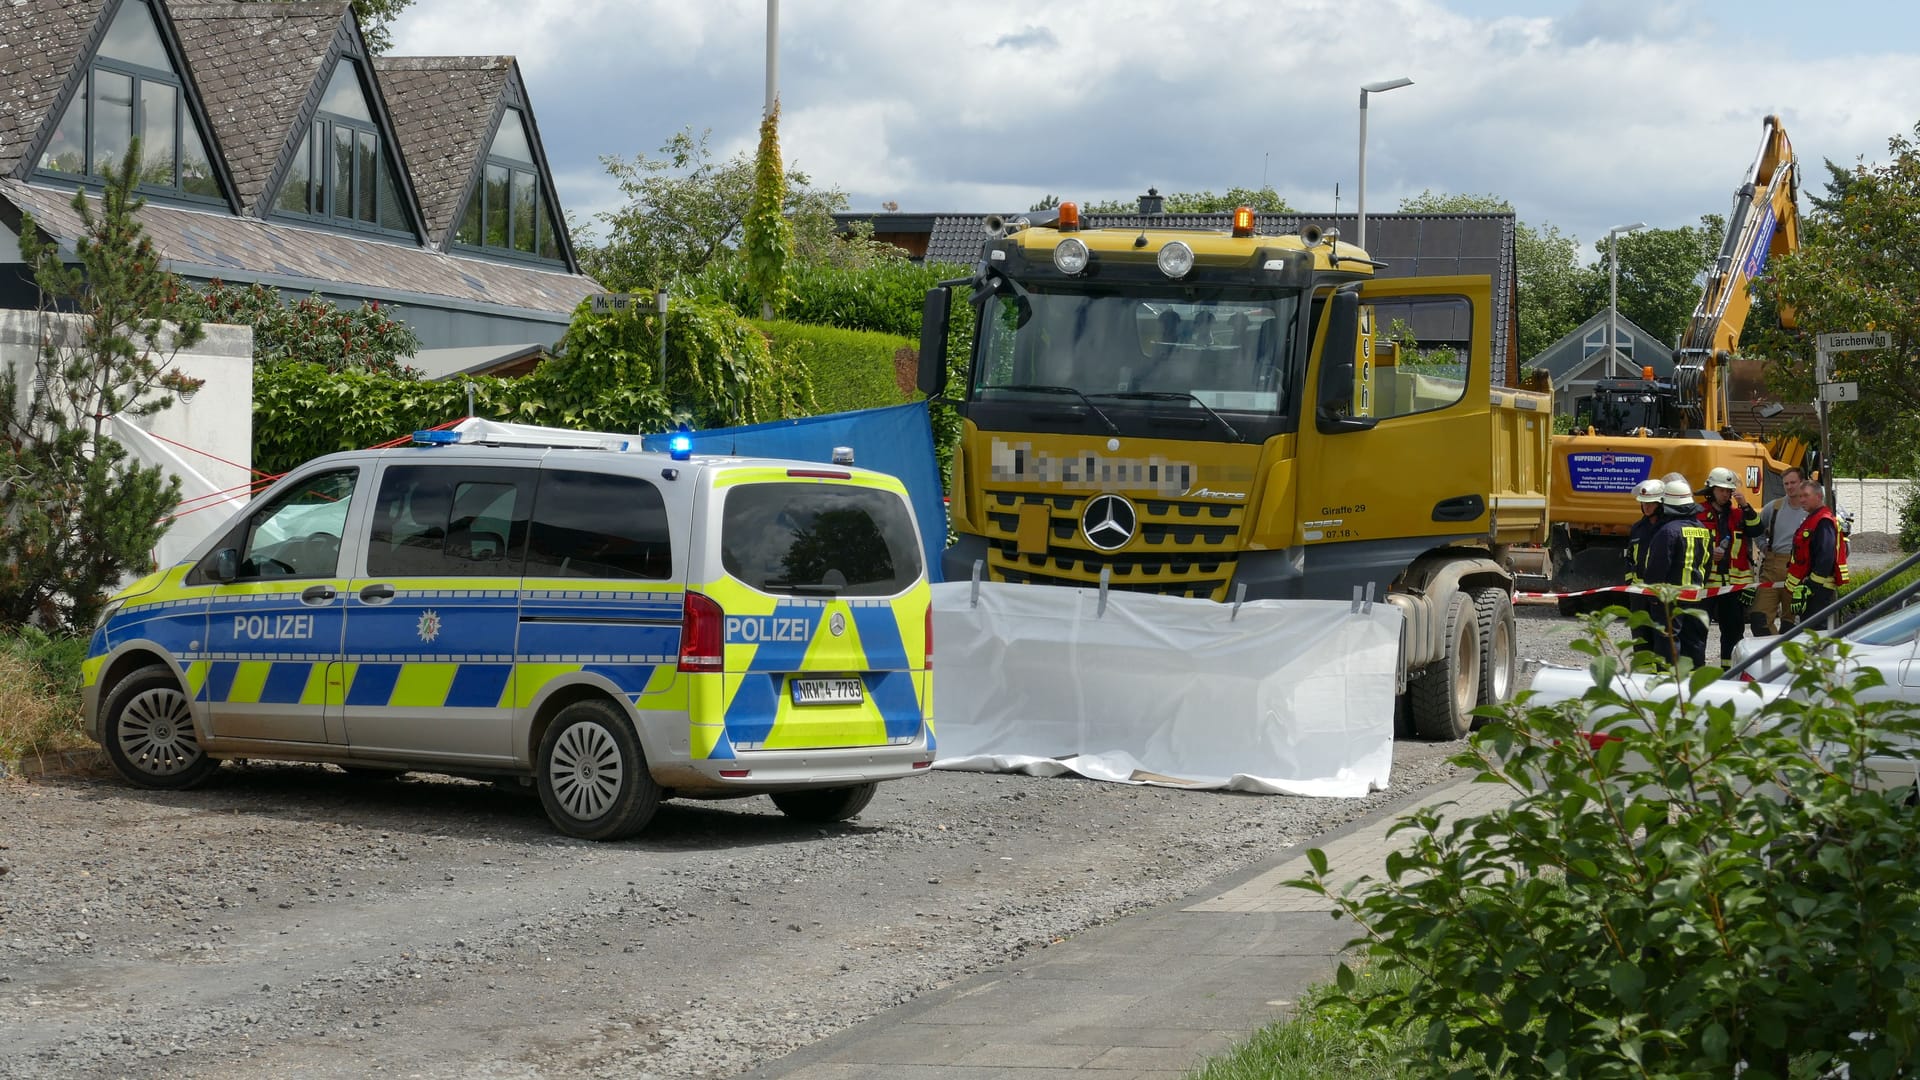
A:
<box><xmin>972</xmin><ymin>289</ymin><xmax>1298</xmax><ymax>420</ymax></box>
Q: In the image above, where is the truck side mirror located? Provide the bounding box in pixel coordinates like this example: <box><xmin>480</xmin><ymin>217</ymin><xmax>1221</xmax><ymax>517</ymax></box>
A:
<box><xmin>1315</xmin><ymin>289</ymin><xmax>1375</xmax><ymax>433</ymax></box>
<box><xmin>208</xmin><ymin>548</ymin><xmax>239</xmax><ymax>583</ymax></box>
<box><xmin>918</xmin><ymin>288</ymin><xmax>952</xmax><ymax>399</ymax></box>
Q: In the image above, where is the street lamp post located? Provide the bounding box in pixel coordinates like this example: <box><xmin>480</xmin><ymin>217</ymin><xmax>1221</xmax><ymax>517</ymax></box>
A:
<box><xmin>1356</xmin><ymin>76</ymin><xmax>1413</xmax><ymax>251</ymax></box>
<box><xmin>1606</xmin><ymin>222</ymin><xmax>1648</xmax><ymax>379</ymax></box>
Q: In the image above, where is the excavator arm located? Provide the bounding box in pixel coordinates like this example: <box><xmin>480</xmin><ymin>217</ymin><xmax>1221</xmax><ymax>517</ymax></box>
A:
<box><xmin>1672</xmin><ymin>114</ymin><xmax>1799</xmax><ymax>433</ymax></box>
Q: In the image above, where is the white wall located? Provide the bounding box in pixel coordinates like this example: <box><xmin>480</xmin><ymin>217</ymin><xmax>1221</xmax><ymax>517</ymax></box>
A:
<box><xmin>1829</xmin><ymin>478</ymin><xmax>1913</xmax><ymax>537</ymax></box>
<box><xmin>0</xmin><ymin>222</ymin><xmax>19</xmax><ymax>265</ymax></box>
<box><xmin>0</xmin><ymin>310</ymin><xmax>254</xmax><ymax>562</ymax></box>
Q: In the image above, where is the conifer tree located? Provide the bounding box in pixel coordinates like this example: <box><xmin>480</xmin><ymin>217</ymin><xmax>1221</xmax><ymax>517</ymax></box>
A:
<box><xmin>1</xmin><ymin>141</ymin><xmax>205</xmax><ymax>630</ymax></box>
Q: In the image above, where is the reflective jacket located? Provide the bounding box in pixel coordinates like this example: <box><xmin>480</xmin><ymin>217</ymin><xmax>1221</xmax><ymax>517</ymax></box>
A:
<box><xmin>1647</xmin><ymin>507</ymin><xmax>1712</xmax><ymax>590</ymax></box>
<box><xmin>1697</xmin><ymin>498</ymin><xmax>1762</xmax><ymax>586</ymax></box>
<box><xmin>1625</xmin><ymin>511</ymin><xmax>1663</xmax><ymax>585</ymax></box>
<box><xmin>1787</xmin><ymin>505</ymin><xmax>1849</xmax><ymax>590</ymax></box>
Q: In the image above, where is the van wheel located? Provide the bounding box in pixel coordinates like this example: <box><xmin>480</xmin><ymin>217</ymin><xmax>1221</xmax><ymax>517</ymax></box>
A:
<box><xmin>1409</xmin><ymin>592</ymin><xmax>1481</xmax><ymax>741</ymax></box>
<box><xmin>536</xmin><ymin>699</ymin><xmax>661</xmax><ymax>841</ymax></box>
<box><xmin>102</xmin><ymin>664</ymin><xmax>217</xmax><ymax>790</ymax></box>
<box><xmin>771</xmin><ymin>783</ymin><xmax>879</xmax><ymax>823</ymax></box>
<box><xmin>1472</xmin><ymin>586</ymin><xmax>1518</xmax><ymax>719</ymax></box>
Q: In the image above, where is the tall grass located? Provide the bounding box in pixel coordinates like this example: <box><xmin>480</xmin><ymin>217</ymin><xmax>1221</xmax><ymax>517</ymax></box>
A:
<box><xmin>1186</xmin><ymin>966</ymin><xmax>1426</xmax><ymax>1080</ymax></box>
<box><xmin>0</xmin><ymin>627</ymin><xmax>88</xmax><ymax>761</ymax></box>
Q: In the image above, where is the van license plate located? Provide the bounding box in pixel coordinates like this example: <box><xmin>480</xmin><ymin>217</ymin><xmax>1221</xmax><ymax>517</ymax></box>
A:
<box><xmin>790</xmin><ymin>678</ymin><xmax>863</xmax><ymax>706</ymax></box>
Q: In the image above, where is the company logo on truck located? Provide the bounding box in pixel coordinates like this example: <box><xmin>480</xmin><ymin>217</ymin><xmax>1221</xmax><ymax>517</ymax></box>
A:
<box><xmin>1081</xmin><ymin>494</ymin><xmax>1137</xmax><ymax>550</ymax></box>
<box><xmin>1566</xmin><ymin>452</ymin><xmax>1654</xmax><ymax>493</ymax></box>
<box><xmin>989</xmin><ymin>438</ymin><xmax>1194</xmax><ymax>496</ymax></box>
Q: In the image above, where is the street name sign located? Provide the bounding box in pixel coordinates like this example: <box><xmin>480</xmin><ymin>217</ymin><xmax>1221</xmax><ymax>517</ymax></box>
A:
<box><xmin>1816</xmin><ymin>331</ymin><xmax>1891</xmax><ymax>352</ymax></box>
<box><xmin>588</xmin><ymin>292</ymin><xmax>647</xmax><ymax>315</ymax></box>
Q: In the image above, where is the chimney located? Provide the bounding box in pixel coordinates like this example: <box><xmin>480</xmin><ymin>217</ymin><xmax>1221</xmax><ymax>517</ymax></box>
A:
<box><xmin>1137</xmin><ymin>188</ymin><xmax>1163</xmax><ymax>215</ymax></box>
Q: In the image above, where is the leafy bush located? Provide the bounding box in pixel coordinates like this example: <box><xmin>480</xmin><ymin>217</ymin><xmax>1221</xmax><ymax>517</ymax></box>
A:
<box><xmin>756</xmin><ymin>321</ymin><xmax>914</xmax><ymax>414</ymax></box>
<box><xmin>1900</xmin><ymin>482</ymin><xmax>1920</xmax><ymax>553</ymax></box>
<box><xmin>254</xmin><ymin>296</ymin><xmax>809</xmax><ymax>476</ymax></box>
<box><xmin>1295</xmin><ymin>613</ymin><xmax>1920</xmax><ymax>1078</ymax></box>
<box><xmin>199</xmin><ymin>281</ymin><xmax>421</xmax><ymax>374</ymax></box>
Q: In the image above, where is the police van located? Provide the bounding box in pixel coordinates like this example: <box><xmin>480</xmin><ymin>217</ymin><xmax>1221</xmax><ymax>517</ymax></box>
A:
<box><xmin>82</xmin><ymin>425</ymin><xmax>936</xmax><ymax>840</ymax></box>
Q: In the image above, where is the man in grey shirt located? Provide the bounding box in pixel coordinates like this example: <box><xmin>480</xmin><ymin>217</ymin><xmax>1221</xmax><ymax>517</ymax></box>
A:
<box><xmin>1750</xmin><ymin>466</ymin><xmax>1810</xmax><ymax>636</ymax></box>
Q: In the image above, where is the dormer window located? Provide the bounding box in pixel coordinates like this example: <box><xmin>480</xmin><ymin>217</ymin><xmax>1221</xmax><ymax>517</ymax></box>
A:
<box><xmin>271</xmin><ymin>60</ymin><xmax>412</xmax><ymax>235</ymax></box>
<box><xmin>453</xmin><ymin>108</ymin><xmax>562</xmax><ymax>261</ymax></box>
<box><xmin>38</xmin><ymin>0</ymin><xmax>219</xmax><ymax>198</ymax></box>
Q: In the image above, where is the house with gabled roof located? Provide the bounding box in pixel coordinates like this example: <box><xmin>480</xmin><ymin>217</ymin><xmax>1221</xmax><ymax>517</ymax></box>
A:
<box><xmin>1525</xmin><ymin>309</ymin><xmax>1674</xmax><ymax>419</ymax></box>
<box><xmin>0</xmin><ymin>0</ymin><xmax>599</xmax><ymax>360</ymax></box>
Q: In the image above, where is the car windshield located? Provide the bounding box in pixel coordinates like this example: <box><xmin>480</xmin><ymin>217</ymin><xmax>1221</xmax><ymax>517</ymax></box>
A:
<box><xmin>973</xmin><ymin>289</ymin><xmax>1298</xmax><ymax>415</ymax></box>
<box><xmin>1846</xmin><ymin>601</ymin><xmax>1920</xmax><ymax>647</ymax></box>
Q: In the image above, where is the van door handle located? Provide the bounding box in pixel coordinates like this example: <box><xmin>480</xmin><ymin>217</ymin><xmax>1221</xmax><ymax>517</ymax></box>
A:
<box><xmin>300</xmin><ymin>584</ymin><xmax>337</xmax><ymax>604</ymax></box>
<box><xmin>359</xmin><ymin>583</ymin><xmax>396</xmax><ymax>604</ymax></box>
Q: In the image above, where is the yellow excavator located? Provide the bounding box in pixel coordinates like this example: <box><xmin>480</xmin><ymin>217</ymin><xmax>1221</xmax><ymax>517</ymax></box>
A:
<box><xmin>1543</xmin><ymin>115</ymin><xmax>1810</xmax><ymax>602</ymax></box>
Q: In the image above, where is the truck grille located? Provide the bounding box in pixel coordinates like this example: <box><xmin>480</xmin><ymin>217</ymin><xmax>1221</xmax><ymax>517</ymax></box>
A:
<box><xmin>978</xmin><ymin>489</ymin><xmax>1246</xmax><ymax>600</ymax></box>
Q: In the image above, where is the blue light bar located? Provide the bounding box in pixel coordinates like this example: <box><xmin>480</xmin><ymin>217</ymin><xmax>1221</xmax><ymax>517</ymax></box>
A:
<box><xmin>413</xmin><ymin>429</ymin><xmax>462</xmax><ymax>445</ymax></box>
<box><xmin>668</xmin><ymin>433</ymin><xmax>693</xmax><ymax>461</ymax></box>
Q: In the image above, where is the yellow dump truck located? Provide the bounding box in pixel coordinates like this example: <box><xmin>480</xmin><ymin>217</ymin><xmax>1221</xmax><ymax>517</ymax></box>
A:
<box><xmin>917</xmin><ymin>203</ymin><xmax>1550</xmax><ymax>739</ymax></box>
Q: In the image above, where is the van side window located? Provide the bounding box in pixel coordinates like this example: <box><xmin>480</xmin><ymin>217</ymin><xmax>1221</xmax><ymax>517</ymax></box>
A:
<box><xmin>525</xmin><ymin>470</ymin><xmax>672</xmax><ymax>580</ymax></box>
<box><xmin>229</xmin><ymin>468</ymin><xmax>357</xmax><ymax>578</ymax></box>
<box><xmin>367</xmin><ymin>465</ymin><xmax>532</xmax><ymax>576</ymax></box>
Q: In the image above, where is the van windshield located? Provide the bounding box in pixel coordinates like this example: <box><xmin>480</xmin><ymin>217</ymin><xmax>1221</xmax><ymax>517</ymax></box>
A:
<box><xmin>721</xmin><ymin>483</ymin><xmax>922</xmax><ymax>597</ymax></box>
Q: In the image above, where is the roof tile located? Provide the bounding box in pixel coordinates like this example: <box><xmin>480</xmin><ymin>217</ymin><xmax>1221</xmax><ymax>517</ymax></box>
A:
<box><xmin>168</xmin><ymin>1</ymin><xmax>348</xmax><ymax>211</ymax></box>
<box><xmin>0</xmin><ymin>0</ymin><xmax>107</xmax><ymax>178</ymax></box>
<box><xmin>3</xmin><ymin>177</ymin><xmax>598</xmax><ymax>316</ymax></box>
<box><xmin>372</xmin><ymin>55</ymin><xmax>510</xmax><ymax>244</ymax></box>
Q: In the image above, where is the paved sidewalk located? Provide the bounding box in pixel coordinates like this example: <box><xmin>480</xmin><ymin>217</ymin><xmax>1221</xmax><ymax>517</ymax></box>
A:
<box><xmin>742</xmin><ymin>775</ymin><xmax>1515</xmax><ymax>1079</ymax></box>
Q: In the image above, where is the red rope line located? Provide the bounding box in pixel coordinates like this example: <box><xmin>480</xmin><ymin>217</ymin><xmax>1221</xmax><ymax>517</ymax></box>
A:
<box><xmin>155</xmin><ymin>416</ymin><xmax>470</xmax><ymax>522</ymax></box>
<box><xmin>137</xmin><ymin>427</ymin><xmax>274</xmax><ymax>477</ymax></box>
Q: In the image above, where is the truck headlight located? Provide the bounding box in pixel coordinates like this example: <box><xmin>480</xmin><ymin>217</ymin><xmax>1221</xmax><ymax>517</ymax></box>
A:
<box><xmin>1157</xmin><ymin>241</ymin><xmax>1194</xmax><ymax>279</ymax></box>
<box><xmin>1052</xmin><ymin>238</ymin><xmax>1090</xmax><ymax>275</ymax></box>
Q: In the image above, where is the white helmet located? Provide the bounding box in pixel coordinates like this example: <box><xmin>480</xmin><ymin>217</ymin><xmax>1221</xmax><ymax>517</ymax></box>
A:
<box><xmin>1633</xmin><ymin>479</ymin><xmax>1666</xmax><ymax>503</ymax></box>
<box><xmin>1662</xmin><ymin>478</ymin><xmax>1698</xmax><ymax>508</ymax></box>
<box><xmin>1705</xmin><ymin>466</ymin><xmax>1739</xmax><ymax>490</ymax></box>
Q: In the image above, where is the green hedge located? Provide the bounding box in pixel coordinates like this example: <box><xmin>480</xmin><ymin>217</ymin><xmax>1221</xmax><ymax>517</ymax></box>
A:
<box><xmin>253</xmin><ymin>296</ymin><xmax>810</xmax><ymax>476</ymax></box>
<box><xmin>691</xmin><ymin>258</ymin><xmax>971</xmax><ymax>338</ymax></box>
<box><xmin>756</xmin><ymin>320</ymin><xmax>914</xmax><ymax>414</ymax></box>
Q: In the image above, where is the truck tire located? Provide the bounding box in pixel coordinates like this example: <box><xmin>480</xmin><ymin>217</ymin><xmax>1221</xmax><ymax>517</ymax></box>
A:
<box><xmin>1409</xmin><ymin>591</ymin><xmax>1480</xmax><ymax>741</ymax></box>
<box><xmin>1472</xmin><ymin>586</ymin><xmax>1518</xmax><ymax>720</ymax></box>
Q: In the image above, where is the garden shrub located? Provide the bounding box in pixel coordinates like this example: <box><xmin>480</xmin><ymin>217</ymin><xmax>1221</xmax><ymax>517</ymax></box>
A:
<box><xmin>254</xmin><ymin>296</ymin><xmax>809</xmax><ymax>476</ymax></box>
<box><xmin>1295</xmin><ymin>610</ymin><xmax>1920</xmax><ymax>1078</ymax></box>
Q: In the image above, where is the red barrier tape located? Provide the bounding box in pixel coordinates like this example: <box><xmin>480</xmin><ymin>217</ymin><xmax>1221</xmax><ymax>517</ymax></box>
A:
<box><xmin>1518</xmin><ymin>582</ymin><xmax>1787</xmax><ymax>601</ymax></box>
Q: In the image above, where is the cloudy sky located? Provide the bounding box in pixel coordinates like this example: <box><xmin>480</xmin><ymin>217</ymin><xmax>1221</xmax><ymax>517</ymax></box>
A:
<box><xmin>389</xmin><ymin>0</ymin><xmax>1920</xmax><ymax>255</ymax></box>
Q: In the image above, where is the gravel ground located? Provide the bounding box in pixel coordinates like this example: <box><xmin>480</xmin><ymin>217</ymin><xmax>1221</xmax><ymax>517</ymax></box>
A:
<box><xmin>0</xmin><ymin>606</ymin><xmax>1606</xmax><ymax>1080</ymax></box>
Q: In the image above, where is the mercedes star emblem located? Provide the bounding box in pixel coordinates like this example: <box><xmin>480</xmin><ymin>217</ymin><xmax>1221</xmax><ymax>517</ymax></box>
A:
<box><xmin>1081</xmin><ymin>494</ymin><xmax>1137</xmax><ymax>551</ymax></box>
<box><xmin>829</xmin><ymin>612</ymin><xmax>847</xmax><ymax>637</ymax></box>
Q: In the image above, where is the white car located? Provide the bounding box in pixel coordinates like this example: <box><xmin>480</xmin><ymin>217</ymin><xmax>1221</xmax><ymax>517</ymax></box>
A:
<box><xmin>1525</xmin><ymin>606</ymin><xmax>1920</xmax><ymax>797</ymax></box>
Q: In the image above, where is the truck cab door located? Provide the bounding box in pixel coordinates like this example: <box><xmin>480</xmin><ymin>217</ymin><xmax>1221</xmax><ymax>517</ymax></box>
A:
<box><xmin>1296</xmin><ymin>275</ymin><xmax>1495</xmax><ymax>551</ymax></box>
